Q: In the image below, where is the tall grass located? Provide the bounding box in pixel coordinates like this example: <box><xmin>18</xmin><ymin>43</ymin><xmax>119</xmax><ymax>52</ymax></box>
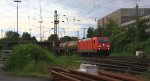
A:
<box><xmin>10</xmin><ymin>61</ymin><xmax>50</xmax><ymax>78</ymax></box>
<box><xmin>54</xmin><ymin>55</ymin><xmax>81</xmax><ymax>70</ymax></box>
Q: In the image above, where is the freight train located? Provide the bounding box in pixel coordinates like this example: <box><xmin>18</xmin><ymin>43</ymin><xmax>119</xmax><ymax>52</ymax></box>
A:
<box><xmin>60</xmin><ymin>37</ymin><xmax>111</xmax><ymax>57</ymax></box>
<box><xmin>2</xmin><ymin>37</ymin><xmax>111</xmax><ymax>57</ymax></box>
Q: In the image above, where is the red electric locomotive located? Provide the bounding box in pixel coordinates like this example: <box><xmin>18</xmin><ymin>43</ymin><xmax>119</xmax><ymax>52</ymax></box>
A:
<box><xmin>78</xmin><ymin>37</ymin><xmax>111</xmax><ymax>57</ymax></box>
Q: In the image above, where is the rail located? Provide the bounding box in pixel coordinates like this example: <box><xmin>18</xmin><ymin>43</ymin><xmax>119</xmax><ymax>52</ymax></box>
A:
<box><xmin>48</xmin><ymin>66</ymin><xmax>142</xmax><ymax>81</ymax></box>
<box><xmin>82</xmin><ymin>57</ymin><xmax>150</xmax><ymax>74</ymax></box>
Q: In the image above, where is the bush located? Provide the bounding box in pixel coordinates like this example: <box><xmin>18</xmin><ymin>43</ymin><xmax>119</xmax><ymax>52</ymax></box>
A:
<box><xmin>5</xmin><ymin>43</ymin><xmax>55</xmax><ymax>70</ymax></box>
<box><xmin>124</xmin><ymin>42</ymin><xmax>144</xmax><ymax>54</ymax></box>
<box><xmin>123</xmin><ymin>39</ymin><xmax>150</xmax><ymax>56</ymax></box>
<box><xmin>124</xmin><ymin>42</ymin><xmax>135</xmax><ymax>53</ymax></box>
<box><xmin>142</xmin><ymin>39</ymin><xmax>150</xmax><ymax>54</ymax></box>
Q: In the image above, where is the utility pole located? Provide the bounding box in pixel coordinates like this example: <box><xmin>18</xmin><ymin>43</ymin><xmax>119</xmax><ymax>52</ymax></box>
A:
<box><xmin>1</xmin><ymin>30</ymin><xmax>3</xmax><ymax>38</ymax></box>
<box><xmin>27</xmin><ymin>1</ymin><xmax>31</xmax><ymax>34</ymax></box>
<box><xmin>54</xmin><ymin>10</ymin><xmax>59</xmax><ymax>35</ymax></box>
<box><xmin>14</xmin><ymin>0</ymin><xmax>21</xmax><ymax>33</ymax></box>
<box><xmin>136</xmin><ymin>4</ymin><xmax>139</xmax><ymax>42</ymax></box>
<box><xmin>63</xmin><ymin>28</ymin><xmax>65</xmax><ymax>35</ymax></box>
<box><xmin>61</xmin><ymin>28</ymin><xmax>65</xmax><ymax>35</ymax></box>
<box><xmin>43</xmin><ymin>26</ymin><xmax>44</xmax><ymax>40</ymax></box>
<box><xmin>39</xmin><ymin>0</ymin><xmax>43</xmax><ymax>41</ymax></box>
<box><xmin>83</xmin><ymin>28</ymin><xmax>86</xmax><ymax>39</ymax></box>
<box><xmin>77</xmin><ymin>30</ymin><xmax>79</xmax><ymax>38</ymax></box>
<box><xmin>29</xmin><ymin>29</ymin><xmax>32</xmax><ymax>36</ymax></box>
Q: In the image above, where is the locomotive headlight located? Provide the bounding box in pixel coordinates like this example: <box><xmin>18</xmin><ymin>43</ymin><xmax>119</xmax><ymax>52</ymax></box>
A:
<box><xmin>99</xmin><ymin>45</ymin><xmax>101</xmax><ymax>47</ymax></box>
<box><xmin>108</xmin><ymin>48</ymin><xmax>110</xmax><ymax>50</ymax></box>
<box><xmin>107</xmin><ymin>45</ymin><xmax>110</xmax><ymax>47</ymax></box>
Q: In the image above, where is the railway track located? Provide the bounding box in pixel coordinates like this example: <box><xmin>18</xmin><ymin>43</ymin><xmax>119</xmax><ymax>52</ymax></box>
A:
<box><xmin>82</xmin><ymin>57</ymin><xmax>150</xmax><ymax>74</ymax></box>
<box><xmin>48</xmin><ymin>66</ymin><xmax>142</xmax><ymax>81</ymax></box>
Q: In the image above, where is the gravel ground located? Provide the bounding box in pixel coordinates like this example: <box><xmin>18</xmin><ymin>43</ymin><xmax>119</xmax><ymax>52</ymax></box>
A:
<box><xmin>0</xmin><ymin>71</ymin><xmax>50</xmax><ymax>81</ymax></box>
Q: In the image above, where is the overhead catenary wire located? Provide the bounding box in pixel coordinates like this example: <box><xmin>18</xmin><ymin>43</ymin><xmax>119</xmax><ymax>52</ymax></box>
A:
<box><xmin>2</xmin><ymin>0</ymin><xmax>150</xmax><ymax>40</ymax></box>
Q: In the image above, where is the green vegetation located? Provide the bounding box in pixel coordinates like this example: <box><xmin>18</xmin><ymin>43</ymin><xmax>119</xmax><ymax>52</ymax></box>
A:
<box><xmin>4</xmin><ymin>31</ymin><xmax>37</xmax><ymax>42</ymax></box>
<box><xmin>21</xmin><ymin>32</ymin><xmax>37</xmax><ymax>42</ymax></box>
<box><xmin>5</xmin><ymin>43</ymin><xmax>55</xmax><ymax>77</ymax></box>
<box><xmin>4</xmin><ymin>43</ymin><xmax>80</xmax><ymax>78</ymax></box>
<box><xmin>142</xmin><ymin>38</ymin><xmax>150</xmax><ymax>54</ymax></box>
<box><xmin>111</xmin><ymin>52</ymin><xmax>134</xmax><ymax>57</ymax></box>
<box><xmin>48</xmin><ymin>34</ymin><xmax>58</xmax><ymax>42</ymax></box>
<box><xmin>60</xmin><ymin>36</ymin><xmax>78</xmax><ymax>43</ymax></box>
<box><xmin>10</xmin><ymin>61</ymin><xmax>50</xmax><ymax>78</ymax></box>
<box><xmin>87</xmin><ymin>27</ymin><xmax>95</xmax><ymax>38</ymax></box>
<box><xmin>0</xmin><ymin>31</ymin><xmax>37</xmax><ymax>50</ymax></box>
<box><xmin>123</xmin><ymin>39</ymin><xmax>150</xmax><ymax>56</ymax></box>
<box><xmin>54</xmin><ymin>55</ymin><xmax>81</xmax><ymax>70</ymax></box>
<box><xmin>5</xmin><ymin>31</ymin><xmax>20</xmax><ymax>41</ymax></box>
<box><xmin>87</xmin><ymin>18</ymin><xmax>150</xmax><ymax>56</ymax></box>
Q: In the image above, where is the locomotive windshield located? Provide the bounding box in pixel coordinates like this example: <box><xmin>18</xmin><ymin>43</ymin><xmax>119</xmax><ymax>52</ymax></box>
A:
<box><xmin>99</xmin><ymin>39</ymin><xmax>110</xmax><ymax>43</ymax></box>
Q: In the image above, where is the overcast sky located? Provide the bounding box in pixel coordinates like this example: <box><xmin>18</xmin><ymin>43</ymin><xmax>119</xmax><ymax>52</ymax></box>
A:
<box><xmin>0</xmin><ymin>0</ymin><xmax>150</xmax><ymax>40</ymax></box>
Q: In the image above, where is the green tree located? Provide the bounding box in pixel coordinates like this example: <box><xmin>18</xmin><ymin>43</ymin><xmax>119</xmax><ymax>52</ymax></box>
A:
<box><xmin>110</xmin><ymin>27</ymin><xmax>126</xmax><ymax>51</ymax></box>
<box><xmin>71</xmin><ymin>37</ymin><xmax>78</xmax><ymax>41</ymax></box>
<box><xmin>102</xmin><ymin>19</ymin><xmax>128</xmax><ymax>51</ymax></box>
<box><xmin>5</xmin><ymin>31</ymin><xmax>20</xmax><ymax>41</ymax></box>
<box><xmin>31</xmin><ymin>36</ymin><xmax>37</xmax><ymax>42</ymax></box>
<box><xmin>137</xmin><ymin>19</ymin><xmax>148</xmax><ymax>41</ymax></box>
<box><xmin>21</xmin><ymin>32</ymin><xmax>31</xmax><ymax>41</ymax></box>
<box><xmin>87</xmin><ymin>27</ymin><xmax>95</xmax><ymax>38</ymax></box>
<box><xmin>125</xmin><ymin>26</ymin><xmax>136</xmax><ymax>43</ymax></box>
<box><xmin>0</xmin><ymin>38</ymin><xmax>5</xmax><ymax>50</ymax></box>
<box><xmin>48</xmin><ymin>34</ymin><xmax>58</xmax><ymax>42</ymax></box>
<box><xmin>94</xmin><ymin>27</ymin><xmax>105</xmax><ymax>37</ymax></box>
<box><xmin>60</xmin><ymin>36</ymin><xmax>72</xmax><ymax>42</ymax></box>
<box><xmin>60</xmin><ymin>36</ymin><xmax>78</xmax><ymax>43</ymax></box>
<box><xmin>104</xmin><ymin>19</ymin><xmax>119</xmax><ymax>37</ymax></box>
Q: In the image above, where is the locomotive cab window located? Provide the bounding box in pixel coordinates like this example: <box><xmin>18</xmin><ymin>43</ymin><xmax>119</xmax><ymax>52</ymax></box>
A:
<box><xmin>99</xmin><ymin>39</ymin><xmax>109</xmax><ymax>43</ymax></box>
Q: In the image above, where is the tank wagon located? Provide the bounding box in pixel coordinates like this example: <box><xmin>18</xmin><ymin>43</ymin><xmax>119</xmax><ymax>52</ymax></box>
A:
<box><xmin>60</xmin><ymin>37</ymin><xmax>111</xmax><ymax>57</ymax></box>
<box><xmin>60</xmin><ymin>41</ymin><xmax>78</xmax><ymax>55</ymax></box>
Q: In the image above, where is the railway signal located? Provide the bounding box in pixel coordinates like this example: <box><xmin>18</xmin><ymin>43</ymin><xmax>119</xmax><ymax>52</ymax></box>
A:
<box><xmin>54</xmin><ymin>10</ymin><xmax>59</xmax><ymax>35</ymax></box>
<box><xmin>53</xmin><ymin>10</ymin><xmax>61</xmax><ymax>56</ymax></box>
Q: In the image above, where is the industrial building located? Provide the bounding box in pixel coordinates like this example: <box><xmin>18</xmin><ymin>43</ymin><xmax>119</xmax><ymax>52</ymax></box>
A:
<box><xmin>122</xmin><ymin>14</ymin><xmax>150</xmax><ymax>28</ymax></box>
<box><xmin>97</xmin><ymin>8</ymin><xmax>150</xmax><ymax>28</ymax></box>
